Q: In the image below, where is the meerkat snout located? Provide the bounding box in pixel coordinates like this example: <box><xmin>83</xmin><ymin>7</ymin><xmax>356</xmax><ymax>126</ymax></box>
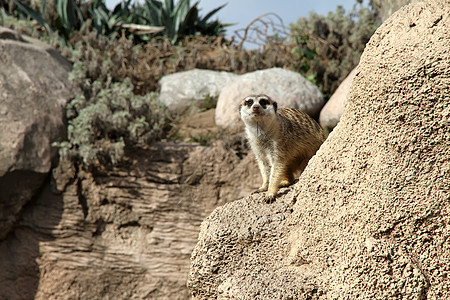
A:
<box><xmin>240</xmin><ymin>95</ymin><xmax>277</xmax><ymax>122</ymax></box>
<box><xmin>239</xmin><ymin>94</ymin><xmax>326</xmax><ymax>203</ymax></box>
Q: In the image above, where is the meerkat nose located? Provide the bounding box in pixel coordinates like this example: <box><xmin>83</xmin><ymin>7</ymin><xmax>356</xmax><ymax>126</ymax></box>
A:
<box><xmin>252</xmin><ymin>105</ymin><xmax>260</xmax><ymax>111</ymax></box>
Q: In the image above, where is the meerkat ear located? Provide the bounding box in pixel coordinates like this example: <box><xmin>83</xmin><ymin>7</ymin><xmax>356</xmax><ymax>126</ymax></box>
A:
<box><xmin>273</xmin><ymin>101</ymin><xmax>278</xmax><ymax>112</ymax></box>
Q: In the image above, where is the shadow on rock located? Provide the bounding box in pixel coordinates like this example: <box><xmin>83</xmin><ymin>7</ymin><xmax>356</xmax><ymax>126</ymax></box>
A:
<box><xmin>0</xmin><ymin>175</ymin><xmax>64</xmax><ymax>300</ymax></box>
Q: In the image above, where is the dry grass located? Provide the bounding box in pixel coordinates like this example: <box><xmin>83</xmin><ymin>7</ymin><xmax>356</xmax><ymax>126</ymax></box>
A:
<box><xmin>70</xmin><ymin>32</ymin><xmax>296</xmax><ymax>95</ymax></box>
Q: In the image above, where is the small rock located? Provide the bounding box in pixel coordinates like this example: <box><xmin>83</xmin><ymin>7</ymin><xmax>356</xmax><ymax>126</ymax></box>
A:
<box><xmin>159</xmin><ymin>69</ymin><xmax>239</xmax><ymax>114</ymax></box>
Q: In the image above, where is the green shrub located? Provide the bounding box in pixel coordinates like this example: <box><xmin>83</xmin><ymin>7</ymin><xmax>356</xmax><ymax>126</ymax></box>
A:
<box><xmin>67</xmin><ymin>31</ymin><xmax>137</xmax><ymax>89</ymax></box>
<box><xmin>290</xmin><ymin>3</ymin><xmax>379</xmax><ymax>97</ymax></box>
<box><xmin>54</xmin><ymin>61</ymin><xmax>171</xmax><ymax>168</ymax></box>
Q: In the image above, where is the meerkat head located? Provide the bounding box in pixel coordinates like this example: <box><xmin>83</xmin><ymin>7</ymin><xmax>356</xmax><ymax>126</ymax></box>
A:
<box><xmin>239</xmin><ymin>94</ymin><xmax>278</xmax><ymax>124</ymax></box>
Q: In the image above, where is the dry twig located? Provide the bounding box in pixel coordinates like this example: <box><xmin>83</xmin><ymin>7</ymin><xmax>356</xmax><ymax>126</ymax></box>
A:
<box><xmin>235</xmin><ymin>13</ymin><xmax>289</xmax><ymax>49</ymax></box>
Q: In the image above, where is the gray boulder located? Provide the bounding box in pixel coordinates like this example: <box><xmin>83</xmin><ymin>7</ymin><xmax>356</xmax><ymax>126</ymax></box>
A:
<box><xmin>159</xmin><ymin>68</ymin><xmax>239</xmax><ymax>114</ymax></box>
<box><xmin>319</xmin><ymin>68</ymin><xmax>357</xmax><ymax>131</ymax></box>
<box><xmin>215</xmin><ymin>68</ymin><xmax>324</xmax><ymax>130</ymax></box>
<box><xmin>0</xmin><ymin>27</ymin><xmax>73</xmax><ymax>240</ymax></box>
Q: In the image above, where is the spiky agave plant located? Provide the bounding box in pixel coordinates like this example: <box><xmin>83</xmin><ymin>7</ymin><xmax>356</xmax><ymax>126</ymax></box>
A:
<box><xmin>8</xmin><ymin>0</ymin><xmax>228</xmax><ymax>43</ymax></box>
<box><xmin>139</xmin><ymin>0</ymin><xmax>227</xmax><ymax>43</ymax></box>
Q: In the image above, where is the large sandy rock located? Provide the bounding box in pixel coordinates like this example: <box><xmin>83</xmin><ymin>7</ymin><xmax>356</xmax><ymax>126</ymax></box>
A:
<box><xmin>189</xmin><ymin>1</ymin><xmax>450</xmax><ymax>299</ymax></box>
<box><xmin>0</xmin><ymin>141</ymin><xmax>261</xmax><ymax>299</ymax></box>
<box><xmin>159</xmin><ymin>69</ymin><xmax>239</xmax><ymax>114</ymax></box>
<box><xmin>0</xmin><ymin>27</ymin><xmax>72</xmax><ymax>240</ymax></box>
<box><xmin>319</xmin><ymin>68</ymin><xmax>357</xmax><ymax>131</ymax></box>
<box><xmin>215</xmin><ymin>68</ymin><xmax>324</xmax><ymax>130</ymax></box>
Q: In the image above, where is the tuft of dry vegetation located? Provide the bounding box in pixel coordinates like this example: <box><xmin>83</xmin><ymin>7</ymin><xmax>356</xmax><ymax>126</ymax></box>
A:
<box><xmin>290</xmin><ymin>4</ymin><xmax>379</xmax><ymax>96</ymax></box>
<box><xmin>68</xmin><ymin>31</ymin><xmax>295</xmax><ymax>95</ymax></box>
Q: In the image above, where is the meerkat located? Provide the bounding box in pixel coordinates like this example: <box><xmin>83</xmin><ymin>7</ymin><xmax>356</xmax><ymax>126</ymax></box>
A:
<box><xmin>239</xmin><ymin>94</ymin><xmax>326</xmax><ymax>203</ymax></box>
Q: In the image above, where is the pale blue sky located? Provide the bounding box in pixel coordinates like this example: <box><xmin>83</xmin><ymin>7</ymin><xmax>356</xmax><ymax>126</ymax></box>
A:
<box><xmin>198</xmin><ymin>0</ymin><xmax>357</xmax><ymax>28</ymax></box>
<box><xmin>105</xmin><ymin>0</ymin><xmax>360</xmax><ymax>47</ymax></box>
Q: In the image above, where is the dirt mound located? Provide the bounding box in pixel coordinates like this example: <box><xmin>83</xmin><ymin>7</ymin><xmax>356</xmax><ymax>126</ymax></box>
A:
<box><xmin>189</xmin><ymin>1</ymin><xmax>450</xmax><ymax>298</ymax></box>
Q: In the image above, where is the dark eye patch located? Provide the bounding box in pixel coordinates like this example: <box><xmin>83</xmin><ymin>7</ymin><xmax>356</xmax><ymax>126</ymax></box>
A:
<box><xmin>259</xmin><ymin>99</ymin><xmax>269</xmax><ymax>107</ymax></box>
<box><xmin>245</xmin><ymin>99</ymin><xmax>254</xmax><ymax>106</ymax></box>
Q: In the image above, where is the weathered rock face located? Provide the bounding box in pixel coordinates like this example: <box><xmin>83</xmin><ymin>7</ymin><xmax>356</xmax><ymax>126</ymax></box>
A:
<box><xmin>189</xmin><ymin>1</ymin><xmax>450</xmax><ymax>299</ymax></box>
<box><xmin>159</xmin><ymin>69</ymin><xmax>239</xmax><ymax>114</ymax></box>
<box><xmin>172</xmin><ymin>109</ymin><xmax>219</xmax><ymax>142</ymax></box>
<box><xmin>215</xmin><ymin>68</ymin><xmax>324</xmax><ymax>130</ymax></box>
<box><xmin>0</xmin><ymin>27</ymin><xmax>72</xmax><ymax>240</ymax></box>
<box><xmin>0</xmin><ymin>141</ymin><xmax>261</xmax><ymax>299</ymax></box>
<box><xmin>319</xmin><ymin>68</ymin><xmax>357</xmax><ymax>131</ymax></box>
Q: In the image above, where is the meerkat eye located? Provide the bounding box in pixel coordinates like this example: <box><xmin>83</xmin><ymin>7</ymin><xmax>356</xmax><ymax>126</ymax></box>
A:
<box><xmin>259</xmin><ymin>99</ymin><xmax>269</xmax><ymax>107</ymax></box>
<box><xmin>245</xmin><ymin>99</ymin><xmax>254</xmax><ymax>106</ymax></box>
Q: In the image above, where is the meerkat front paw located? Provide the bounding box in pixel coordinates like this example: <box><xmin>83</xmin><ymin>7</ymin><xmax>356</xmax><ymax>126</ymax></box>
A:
<box><xmin>263</xmin><ymin>193</ymin><xmax>276</xmax><ymax>203</ymax></box>
<box><xmin>252</xmin><ymin>187</ymin><xmax>266</xmax><ymax>195</ymax></box>
<box><xmin>252</xmin><ymin>183</ymin><xmax>268</xmax><ymax>194</ymax></box>
<box><xmin>258</xmin><ymin>186</ymin><xmax>268</xmax><ymax>192</ymax></box>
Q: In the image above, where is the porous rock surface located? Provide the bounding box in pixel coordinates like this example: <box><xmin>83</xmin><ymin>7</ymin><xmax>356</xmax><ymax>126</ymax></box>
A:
<box><xmin>215</xmin><ymin>68</ymin><xmax>324</xmax><ymax>130</ymax></box>
<box><xmin>189</xmin><ymin>1</ymin><xmax>450</xmax><ymax>299</ymax></box>
<box><xmin>0</xmin><ymin>27</ymin><xmax>72</xmax><ymax>240</ymax></box>
<box><xmin>159</xmin><ymin>68</ymin><xmax>239</xmax><ymax>114</ymax></box>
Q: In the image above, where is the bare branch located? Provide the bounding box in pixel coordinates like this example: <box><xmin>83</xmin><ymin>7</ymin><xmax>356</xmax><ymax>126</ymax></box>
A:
<box><xmin>234</xmin><ymin>13</ymin><xmax>289</xmax><ymax>49</ymax></box>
